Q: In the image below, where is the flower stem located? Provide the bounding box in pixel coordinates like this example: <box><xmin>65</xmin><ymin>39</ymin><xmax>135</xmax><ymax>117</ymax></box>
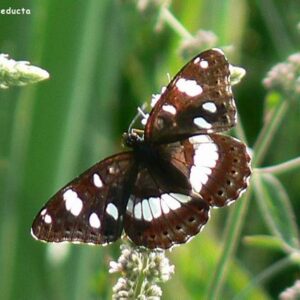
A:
<box><xmin>159</xmin><ymin>7</ymin><xmax>193</xmax><ymax>39</ymax></box>
<box><xmin>207</xmin><ymin>187</ymin><xmax>252</xmax><ymax>300</ymax></box>
<box><xmin>252</xmin><ymin>101</ymin><xmax>289</xmax><ymax>166</ymax></box>
<box><xmin>233</xmin><ymin>256</ymin><xmax>292</xmax><ymax>300</ymax></box>
<box><xmin>257</xmin><ymin>156</ymin><xmax>300</xmax><ymax>175</ymax></box>
<box><xmin>207</xmin><ymin>100</ymin><xmax>288</xmax><ymax>299</ymax></box>
<box><xmin>133</xmin><ymin>253</ymin><xmax>148</xmax><ymax>298</ymax></box>
<box><xmin>233</xmin><ymin>113</ymin><xmax>248</xmax><ymax>144</ymax></box>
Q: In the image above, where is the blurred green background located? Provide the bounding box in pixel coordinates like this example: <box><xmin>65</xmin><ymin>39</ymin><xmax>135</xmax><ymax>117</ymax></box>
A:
<box><xmin>1</xmin><ymin>0</ymin><xmax>300</xmax><ymax>299</ymax></box>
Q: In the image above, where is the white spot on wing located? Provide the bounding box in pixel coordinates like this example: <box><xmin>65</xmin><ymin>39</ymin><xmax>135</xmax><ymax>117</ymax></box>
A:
<box><xmin>190</xmin><ymin>141</ymin><xmax>218</xmax><ymax>192</ymax></box>
<box><xmin>44</xmin><ymin>214</ymin><xmax>52</xmax><ymax>224</ymax></box>
<box><xmin>175</xmin><ymin>78</ymin><xmax>203</xmax><ymax>97</ymax></box>
<box><xmin>190</xmin><ymin>166</ymin><xmax>208</xmax><ymax>192</ymax></box>
<box><xmin>89</xmin><ymin>213</ymin><xmax>101</xmax><ymax>228</ymax></box>
<box><xmin>193</xmin><ymin>117</ymin><xmax>212</xmax><ymax>129</ymax></box>
<box><xmin>200</xmin><ymin>60</ymin><xmax>209</xmax><ymax>69</ymax></box>
<box><xmin>108</xmin><ymin>166</ymin><xmax>118</xmax><ymax>174</ymax></box>
<box><xmin>93</xmin><ymin>173</ymin><xmax>103</xmax><ymax>188</ymax></box>
<box><xmin>149</xmin><ymin>197</ymin><xmax>162</xmax><ymax>218</ymax></box>
<box><xmin>194</xmin><ymin>144</ymin><xmax>218</xmax><ymax>167</ymax></box>
<box><xmin>198</xmin><ymin>169</ymin><xmax>210</xmax><ymax>185</ymax></box>
<box><xmin>162</xmin><ymin>194</ymin><xmax>181</xmax><ymax>210</ymax></box>
<box><xmin>197</xmin><ymin>142</ymin><xmax>218</xmax><ymax>152</ymax></box>
<box><xmin>199</xmin><ymin>166</ymin><xmax>212</xmax><ymax>176</ymax></box>
<box><xmin>202</xmin><ymin>102</ymin><xmax>217</xmax><ymax>113</ymax></box>
<box><xmin>106</xmin><ymin>203</ymin><xmax>119</xmax><ymax>220</ymax></box>
<box><xmin>189</xmin><ymin>135</ymin><xmax>212</xmax><ymax>144</ymax></box>
<box><xmin>160</xmin><ymin>198</ymin><xmax>170</xmax><ymax>214</ymax></box>
<box><xmin>170</xmin><ymin>193</ymin><xmax>192</xmax><ymax>203</ymax></box>
<box><xmin>126</xmin><ymin>197</ymin><xmax>134</xmax><ymax>215</ymax></box>
<box><xmin>41</xmin><ymin>209</ymin><xmax>47</xmax><ymax>216</ymax></box>
<box><xmin>162</xmin><ymin>104</ymin><xmax>176</xmax><ymax>115</ymax></box>
<box><xmin>134</xmin><ymin>202</ymin><xmax>142</xmax><ymax>220</ymax></box>
<box><xmin>63</xmin><ymin>189</ymin><xmax>83</xmax><ymax>216</ymax></box>
<box><xmin>142</xmin><ymin>199</ymin><xmax>153</xmax><ymax>222</ymax></box>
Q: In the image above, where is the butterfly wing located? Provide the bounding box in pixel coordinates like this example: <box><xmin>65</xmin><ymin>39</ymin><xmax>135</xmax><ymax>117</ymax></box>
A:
<box><xmin>31</xmin><ymin>152</ymin><xmax>136</xmax><ymax>245</ymax></box>
<box><xmin>31</xmin><ymin>134</ymin><xmax>250</xmax><ymax>249</ymax></box>
<box><xmin>124</xmin><ymin>160</ymin><xmax>210</xmax><ymax>250</ymax></box>
<box><xmin>158</xmin><ymin>134</ymin><xmax>251</xmax><ymax>207</ymax></box>
<box><xmin>124</xmin><ymin>133</ymin><xmax>250</xmax><ymax>250</ymax></box>
<box><xmin>145</xmin><ymin>49</ymin><xmax>236</xmax><ymax>144</ymax></box>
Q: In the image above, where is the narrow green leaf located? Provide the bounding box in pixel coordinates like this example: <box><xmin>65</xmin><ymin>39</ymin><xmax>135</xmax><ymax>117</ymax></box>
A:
<box><xmin>243</xmin><ymin>235</ymin><xmax>285</xmax><ymax>252</ymax></box>
<box><xmin>233</xmin><ymin>256</ymin><xmax>293</xmax><ymax>300</ymax></box>
<box><xmin>253</xmin><ymin>173</ymin><xmax>299</xmax><ymax>250</ymax></box>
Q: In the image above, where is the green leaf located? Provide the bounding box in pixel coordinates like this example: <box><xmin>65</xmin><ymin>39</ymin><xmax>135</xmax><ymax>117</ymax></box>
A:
<box><xmin>253</xmin><ymin>173</ymin><xmax>299</xmax><ymax>250</ymax></box>
<box><xmin>243</xmin><ymin>235</ymin><xmax>285</xmax><ymax>252</ymax></box>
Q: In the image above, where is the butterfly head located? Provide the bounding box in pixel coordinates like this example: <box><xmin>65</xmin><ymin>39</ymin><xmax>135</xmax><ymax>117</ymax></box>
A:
<box><xmin>123</xmin><ymin>131</ymin><xmax>143</xmax><ymax>148</ymax></box>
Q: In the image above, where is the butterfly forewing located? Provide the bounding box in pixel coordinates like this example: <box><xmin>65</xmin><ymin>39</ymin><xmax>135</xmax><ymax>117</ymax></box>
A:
<box><xmin>145</xmin><ymin>49</ymin><xmax>236</xmax><ymax>144</ymax></box>
<box><xmin>31</xmin><ymin>152</ymin><xmax>136</xmax><ymax>245</ymax></box>
<box><xmin>158</xmin><ymin>134</ymin><xmax>251</xmax><ymax>207</ymax></box>
<box><xmin>124</xmin><ymin>163</ymin><xmax>210</xmax><ymax>249</ymax></box>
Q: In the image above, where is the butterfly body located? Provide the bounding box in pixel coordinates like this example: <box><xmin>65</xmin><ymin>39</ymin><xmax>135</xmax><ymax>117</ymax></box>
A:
<box><xmin>32</xmin><ymin>49</ymin><xmax>251</xmax><ymax>249</ymax></box>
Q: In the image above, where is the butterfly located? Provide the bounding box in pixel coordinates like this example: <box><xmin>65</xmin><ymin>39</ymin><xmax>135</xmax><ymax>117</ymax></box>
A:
<box><xmin>31</xmin><ymin>48</ymin><xmax>251</xmax><ymax>250</ymax></box>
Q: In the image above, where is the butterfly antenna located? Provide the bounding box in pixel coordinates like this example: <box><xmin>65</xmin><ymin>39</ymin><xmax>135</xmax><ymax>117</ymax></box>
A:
<box><xmin>137</xmin><ymin>106</ymin><xmax>148</xmax><ymax>118</ymax></box>
<box><xmin>128</xmin><ymin>103</ymin><xmax>148</xmax><ymax>133</ymax></box>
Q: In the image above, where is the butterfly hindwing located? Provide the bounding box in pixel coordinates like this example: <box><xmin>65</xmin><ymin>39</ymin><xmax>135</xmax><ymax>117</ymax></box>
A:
<box><xmin>31</xmin><ymin>152</ymin><xmax>136</xmax><ymax>245</ymax></box>
<box><xmin>158</xmin><ymin>134</ymin><xmax>251</xmax><ymax>207</ymax></box>
<box><xmin>124</xmin><ymin>163</ymin><xmax>210</xmax><ymax>249</ymax></box>
<box><xmin>145</xmin><ymin>49</ymin><xmax>236</xmax><ymax>144</ymax></box>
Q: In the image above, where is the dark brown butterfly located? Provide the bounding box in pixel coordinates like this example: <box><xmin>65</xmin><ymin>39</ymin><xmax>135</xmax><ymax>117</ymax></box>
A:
<box><xmin>31</xmin><ymin>49</ymin><xmax>251</xmax><ymax>250</ymax></box>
